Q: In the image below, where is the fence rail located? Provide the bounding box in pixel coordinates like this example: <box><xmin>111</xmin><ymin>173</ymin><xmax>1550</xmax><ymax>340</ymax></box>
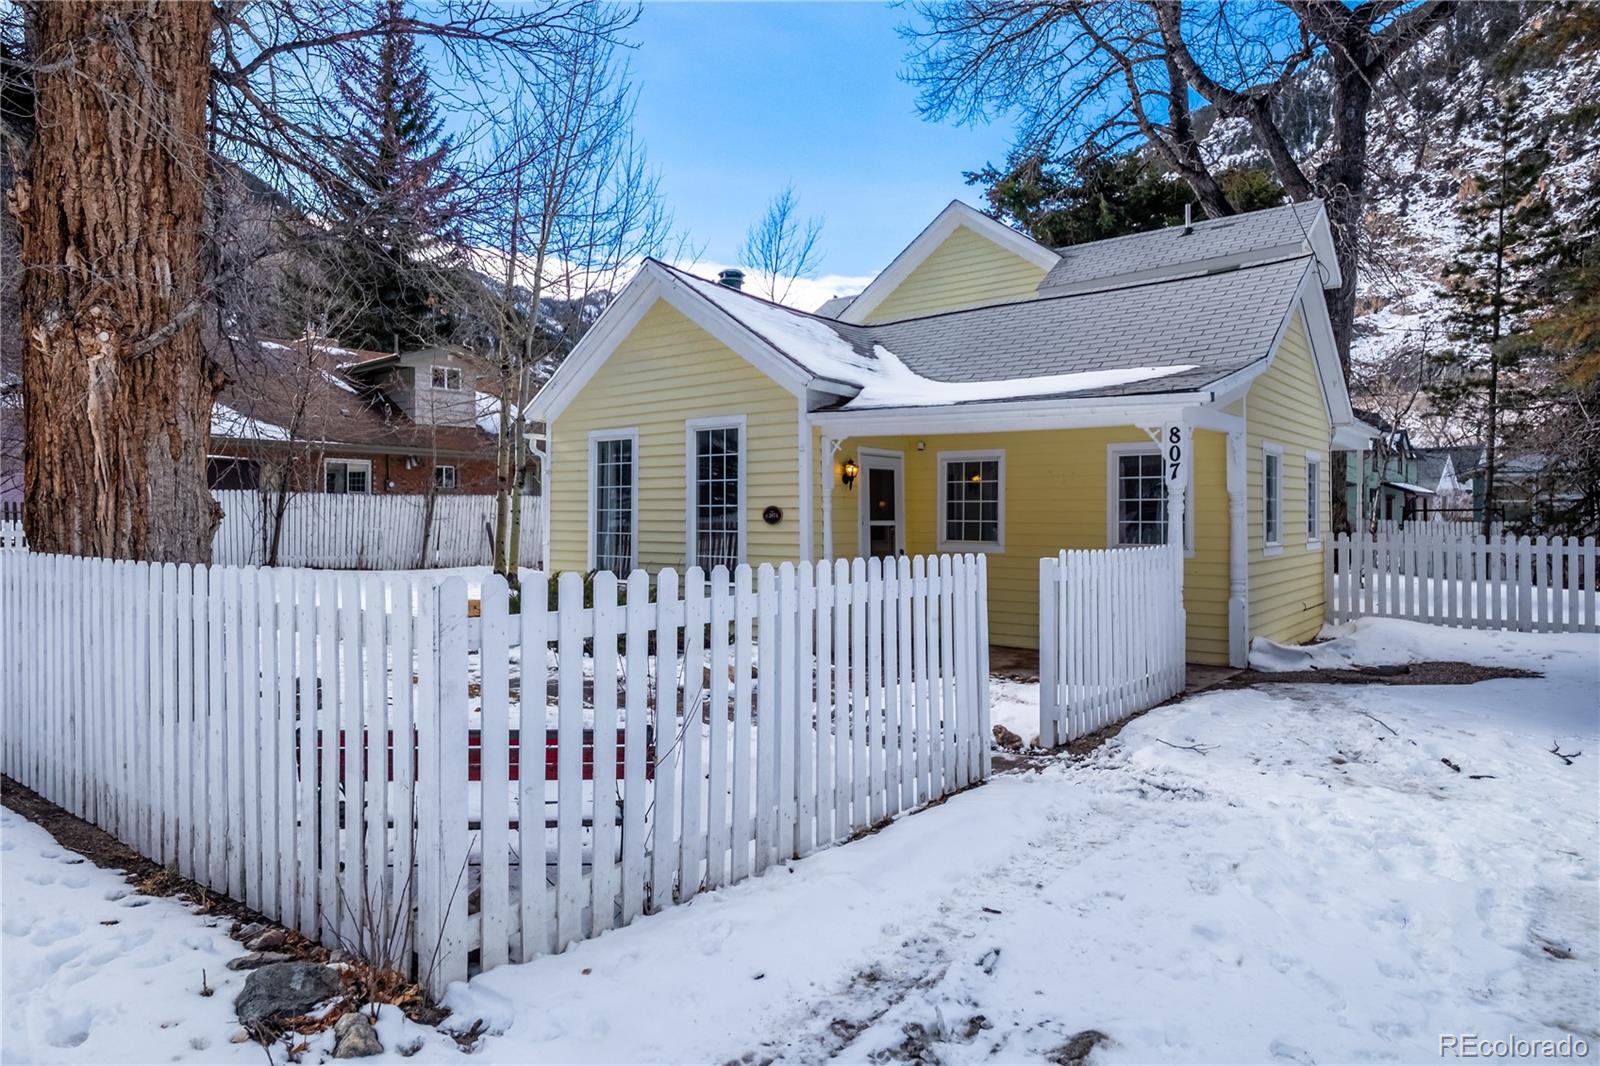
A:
<box><xmin>0</xmin><ymin>491</ymin><xmax>543</xmax><ymax>569</ymax></box>
<box><xmin>1328</xmin><ymin>529</ymin><xmax>1598</xmax><ymax>633</ymax></box>
<box><xmin>1037</xmin><ymin>546</ymin><xmax>1185</xmax><ymax>747</ymax></box>
<box><xmin>0</xmin><ymin>548</ymin><xmax>989</xmax><ymax>999</ymax></box>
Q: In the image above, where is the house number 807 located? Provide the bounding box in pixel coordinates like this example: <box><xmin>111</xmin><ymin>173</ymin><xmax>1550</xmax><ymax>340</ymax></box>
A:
<box><xmin>1167</xmin><ymin>427</ymin><xmax>1184</xmax><ymax>481</ymax></box>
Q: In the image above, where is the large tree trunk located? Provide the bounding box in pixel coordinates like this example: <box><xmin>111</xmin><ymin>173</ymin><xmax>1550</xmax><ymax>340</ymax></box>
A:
<box><xmin>16</xmin><ymin>1</ymin><xmax>220</xmax><ymax>562</ymax></box>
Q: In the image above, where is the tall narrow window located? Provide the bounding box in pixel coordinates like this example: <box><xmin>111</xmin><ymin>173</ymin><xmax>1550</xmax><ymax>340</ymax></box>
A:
<box><xmin>1115</xmin><ymin>452</ymin><xmax>1168</xmax><ymax>545</ymax></box>
<box><xmin>939</xmin><ymin>452</ymin><xmax>1003</xmax><ymax>550</ymax></box>
<box><xmin>693</xmin><ymin>425</ymin><xmax>741</xmax><ymax>571</ymax></box>
<box><xmin>593</xmin><ymin>435</ymin><xmax>635</xmax><ymax>575</ymax></box>
<box><xmin>1306</xmin><ymin>456</ymin><xmax>1321</xmax><ymax>544</ymax></box>
<box><xmin>1264</xmin><ymin>446</ymin><xmax>1283</xmax><ymax>547</ymax></box>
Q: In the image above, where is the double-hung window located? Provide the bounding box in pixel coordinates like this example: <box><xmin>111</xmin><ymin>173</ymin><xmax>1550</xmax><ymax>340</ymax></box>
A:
<box><xmin>1263</xmin><ymin>444</ymin><xmax>1284</xmax><ymax>551</ymax></box>
<box><xmin>1108</xmin><ymin>444</ymin><xmax>1191</xmax><ymax>551</ymax></box>
<box><xmin>434</xmin><ymin>464</ymin><xmax>457</xmax><ymax>490</ymax></box>
<box><xmin>689</xmin><ymin>419</ymin><xmax>743</xmax><ymax>572</ymax></box>
<box><xmin>591</xmin><ymin>432</ymin><xmax>636</xmax><ymax>575</ymax></box>
<box><xmin>1305</xmin><ymin>454</ymin><xmax>1322</xmax><ymax>546</ymax></box>
<box><xmin>938</xmin><ymin>451</ymin><xmax>1003</xmax><ymax>551</ymax></box>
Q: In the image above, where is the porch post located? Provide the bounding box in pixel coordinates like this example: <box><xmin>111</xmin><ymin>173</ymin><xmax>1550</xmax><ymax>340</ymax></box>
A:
<box><xmin>1226</xmin><ymin>428</ymin><xmax>1248</xmax><ymax>667</ymax></box>
<box><xmin>820</xmin><ymin>435</ymin><xmax>838</xmax><ymax>561</ymax></box>
<box><xmin>1162</xmin><ymin>423</ymin><xmax>1189</xmax><ymax>665</ymax></box>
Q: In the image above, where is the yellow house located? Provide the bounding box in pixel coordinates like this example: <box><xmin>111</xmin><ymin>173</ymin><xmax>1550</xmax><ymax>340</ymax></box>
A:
<box><xmin>529</xmin><ymin>200</ymin><xmax>1372</xmax><ymax>666</ymax></box>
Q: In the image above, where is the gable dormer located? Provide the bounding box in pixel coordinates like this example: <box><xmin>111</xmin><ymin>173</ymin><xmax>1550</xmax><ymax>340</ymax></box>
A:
<box><xmin>831</xmin><ymin>201</ymin><xmax>1060</xmax><ymax>324</ymax></box>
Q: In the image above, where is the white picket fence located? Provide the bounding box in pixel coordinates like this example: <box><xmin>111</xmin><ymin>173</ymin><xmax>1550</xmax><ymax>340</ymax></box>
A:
<box><xmin>0</xmin><ymin>493</ymin><xmax>543</xmax><ymax>569</ymax></box>
<box><xmin>1037</xmin><ymin>546</ymin><xmax>1186</xmax><ymax>747</ymax></box>
<box><xmin>1328</xmin><ymin>529</ymin><xmax>1599</xmax><ymax>633</ymax></box>
<box><xmin>0</xmin><ymin>548</ymin><xmax>990</xmax><ymax>998</ymax></box>
<box><xmin>213</xmin><ymin>490</ymin><xmax>543</xmax><ymax>569</ymax></box>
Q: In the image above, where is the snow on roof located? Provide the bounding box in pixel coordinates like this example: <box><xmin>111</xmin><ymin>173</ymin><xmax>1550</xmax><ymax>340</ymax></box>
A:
<box><xmin>662</xmin><ymin>263</ymin><xmax>879</xmax><ymax>386</ymax></box>
<box><xmin>841</xmin><ymin>346</ymin><xmax>1196</xmax><ymax>410</ymax></box>
<box><xmin>1383</xmin><ymin>480</ymin><xmax>1436</xmax><ymax>496</ymax></box>
<box><xmin>212</xmin><ymin>402</ymin><xmax>291</xmax><ymax>442</ymax></box>
<box><xmin>650</xmin><ymin>253</ymin><xmax>1314</xmax><ymax>410</ymax></box>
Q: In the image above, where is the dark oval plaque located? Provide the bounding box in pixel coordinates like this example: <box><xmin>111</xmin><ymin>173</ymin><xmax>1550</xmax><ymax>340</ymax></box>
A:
<box><xmin>762</xmin><ymin>505</ymin><xmax>783</xmax><ymax>525</ymax></box>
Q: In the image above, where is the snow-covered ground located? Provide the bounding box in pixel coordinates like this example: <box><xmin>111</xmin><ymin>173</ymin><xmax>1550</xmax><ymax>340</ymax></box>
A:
<box><xmin>3</xmin><ymin>619</ymin><xmax>1595</xmax><ymax>1063</ymax></box>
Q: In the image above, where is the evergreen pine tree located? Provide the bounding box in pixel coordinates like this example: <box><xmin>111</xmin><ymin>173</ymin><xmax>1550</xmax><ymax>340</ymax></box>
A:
<box><xmin>317</xmin><ymin>0</ymin><xmax>463</xmax><ymax>353</ymax></box>
<box><xmin>1428</xmin><ymin>86</ymin><xmax>1556</xmax><ymax>536</ymax></box>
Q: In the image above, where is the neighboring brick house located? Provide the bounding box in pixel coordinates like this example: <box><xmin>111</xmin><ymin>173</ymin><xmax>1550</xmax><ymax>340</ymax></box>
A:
<box><xmin>208</xmin><ymin>338</ymin><xmax>509</xmax><ymax>496</ymax></box>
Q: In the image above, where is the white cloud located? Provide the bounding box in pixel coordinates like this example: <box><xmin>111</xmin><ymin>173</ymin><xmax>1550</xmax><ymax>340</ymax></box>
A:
<box><xmin>674</xmin><ymin>261</ymin><xmax>874</xmax><ymax>314</ymax></box>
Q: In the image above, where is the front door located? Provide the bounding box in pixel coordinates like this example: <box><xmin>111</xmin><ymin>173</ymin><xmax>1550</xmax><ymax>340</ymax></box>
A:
<box><xmin>859</xmin><ymin>452</ymin><xmax>904</xmax><ymax>559</ymax></box>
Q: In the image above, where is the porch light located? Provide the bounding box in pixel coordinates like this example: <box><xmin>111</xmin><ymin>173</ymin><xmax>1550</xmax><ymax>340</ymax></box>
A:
<box><xmin>841</xmin><ymin>458</ymin><xmax>859</xmax><ymax>490</ymax></box>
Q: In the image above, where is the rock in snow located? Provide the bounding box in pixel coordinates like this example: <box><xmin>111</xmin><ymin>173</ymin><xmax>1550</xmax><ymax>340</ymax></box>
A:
<box><xmin>244</xmin><ymin>928</ymin><xmax>287</xmax><ymax>952</ymax></box>
<box><xmin>333</xmin><ymin>1012</ymin><xmax>384</xmax><ymax>1058</ymax></box>
<box><xmin>234</xmin><ymin>962</ymin><xmax>341</xmax><ymax>1026</ymax></box>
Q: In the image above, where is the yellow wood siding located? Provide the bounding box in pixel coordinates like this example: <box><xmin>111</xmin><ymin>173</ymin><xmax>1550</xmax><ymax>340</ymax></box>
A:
<box><xmin>1246</xmin><ymin>312</ymin><xmax>1331</xmax><ymax>644</ymax></box>
<box><xmin>818</xmin><ymin>427</ymin><xmax>1232</xmax><ymax>663</ymax></box>
<box><xmin>548</xmin><ymin>300</ymin><xmax>802</xmax><ymax>573</ymax></box>
<box><xmin>861</xmin><ymin>225</ymin><xmax>1049</xmax><ymax>322</ymax></box>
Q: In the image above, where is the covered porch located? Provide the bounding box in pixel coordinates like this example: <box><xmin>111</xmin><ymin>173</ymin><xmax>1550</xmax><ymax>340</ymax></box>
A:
<box><xmin>810</xmin><ymin>413</ymin><xmax>1239</xmax><ymax>665</ymax></box>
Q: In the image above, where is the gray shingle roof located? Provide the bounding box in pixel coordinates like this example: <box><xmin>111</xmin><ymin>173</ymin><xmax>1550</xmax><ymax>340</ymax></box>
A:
<box><xmin>865</xmin><ymin>256</ymin><xmax>1313</xmax><ymax>401</ymax></box>
<box><xmin>662</xmin><ymin>255</ymin><xmax>1313</xmax><ymax>406</ymax></box>
<box><xmin>1039</xmin><ymin>200</ymin><xmax>1327</xmax><ymax>293</ymax></box>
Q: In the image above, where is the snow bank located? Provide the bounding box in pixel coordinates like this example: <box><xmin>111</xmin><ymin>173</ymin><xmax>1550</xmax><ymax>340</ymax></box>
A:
<box><xmin>431</xmin><ymin>622</ymin><xmax>1596</xmax><ymax>1064</ymax></box>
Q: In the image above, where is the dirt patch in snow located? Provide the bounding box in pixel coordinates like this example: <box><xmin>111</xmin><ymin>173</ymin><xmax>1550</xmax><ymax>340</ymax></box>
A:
<box><xmin>2</xmin><ymin>775</ymin><xmax>258</xmax><ymax>922</ymax></box>
<box><xmin>1223</xmin><ymin>661</ymin><xmax>1541</xmax><ymax>688</ymax></box>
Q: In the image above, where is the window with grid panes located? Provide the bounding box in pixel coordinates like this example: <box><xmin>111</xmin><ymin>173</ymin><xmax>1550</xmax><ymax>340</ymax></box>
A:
<box><xmin>942</xmin><ymin>456</ymin><xmax>1000</xmax><ymax>545</ymax></box>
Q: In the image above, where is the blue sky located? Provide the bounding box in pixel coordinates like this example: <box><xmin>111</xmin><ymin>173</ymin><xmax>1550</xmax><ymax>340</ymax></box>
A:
<box><xmin>625</xmin><ymin>2</ymin><xmax>1018</xmax><ymax>283</ymax></box>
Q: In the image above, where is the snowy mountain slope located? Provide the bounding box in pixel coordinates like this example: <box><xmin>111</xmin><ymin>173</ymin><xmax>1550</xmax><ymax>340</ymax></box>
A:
<box><xmin>1193</xmin><ymin>3</ymin><xmax>1598</xmax><ymax>443</ymax></box>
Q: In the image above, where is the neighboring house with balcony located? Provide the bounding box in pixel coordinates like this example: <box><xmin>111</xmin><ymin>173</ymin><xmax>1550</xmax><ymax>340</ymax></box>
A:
<box><xmin>531</xmin><ymin>198</ymin><xmax>1371</xmax><ymax>666</ymax></box>
<box><xmin>207</xmin><ymin>338</ymin><xmax>509</xmax><ymax>497</ymax></box>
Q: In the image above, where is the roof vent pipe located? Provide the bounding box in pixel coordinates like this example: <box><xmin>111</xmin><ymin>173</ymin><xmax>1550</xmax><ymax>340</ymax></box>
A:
<box><xmin>1182</xmin><ymin>203</ymin><xmax>1194</xmax><ymax>236</ymax></box>
<box><xmin>717</xmin><ymin>268</ymin><xmax>745</xmax><ymax>291</ymax></box>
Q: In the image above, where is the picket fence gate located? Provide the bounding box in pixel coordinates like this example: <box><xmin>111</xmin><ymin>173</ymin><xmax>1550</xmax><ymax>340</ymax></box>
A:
<box><xmin>1037</xmin><ymin>546</ymin><xmax>1186</xmax><ymax>747</ymax></box>
<box><xmin>213</xmin><ymin>490</ymin><xmax>544</xmax><ymax>570</ymax></box>
<box><xmin>1328</xmin><ymin>529</ymin><xmax>1598</xmax><ymax>633</ymax></box>
<box><xmin>0</xmin><ymin>548</ymin><xmax>990</xmax><ymax>999</ymax></box>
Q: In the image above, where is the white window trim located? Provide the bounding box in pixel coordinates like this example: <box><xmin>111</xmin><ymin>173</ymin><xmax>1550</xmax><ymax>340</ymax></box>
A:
<box><xmin>1305</xmin><ymin>450</ymin><xmax>1323</xmax><ymax>550</ymax></box>
<box><xmin>1105</xmin><ymin>443</ymin><xmax>1195</xmax><ymax>558</ymax></box>
<box><xmin>434</xmin><ymin>464</ymin><xmax>458</xmax><ymax>490</ymax></box>
<box><xmin>856</xmin><ymin>447</ymin><xmax>906</xmax><ymax>559</ymax></box>
<box><xmin>587</xmin><ymin>427</ymin><xmax>639</xmax><ymax>574</ymax></box>
<box><xmin>1263</xmin><ymin>442</ymin><xmax>1284</xmax><ymax>556</ymax></box>
<box><xmin>936</xmin><ymin>449</ymin><xmax>1005</xmax><ymax>554</ymax></box>
<box><xmin>684</xmin><ymin>415</ymin><xmax>748</xmax><ymax>570</ymax></box>
<box><xmin>430</xmin><ymin>365</ymin><xmax>464</xmax><ymax>391</ymax></box>
<box><xmin>323</xmin><ymin>457</ymin><xmax>372</xmax><ymax>495</ymax></box>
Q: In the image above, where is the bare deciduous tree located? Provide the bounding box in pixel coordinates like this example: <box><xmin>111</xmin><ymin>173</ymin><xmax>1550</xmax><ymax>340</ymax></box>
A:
<box><xmin>740</xmin><ymin>184</ymin><xmax>824</xmax><ymax>305</ymax></box>
<box><xmin>5</xmin><ymin>0</ymin><xmax>634</xmax><ymax>561</ymax></box>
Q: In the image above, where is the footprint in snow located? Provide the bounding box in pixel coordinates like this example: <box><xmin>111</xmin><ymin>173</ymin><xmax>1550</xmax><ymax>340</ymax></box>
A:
<box><xmin>120</xmin><ymin>896</ymin><xmax>152</xmax><ymax>908</ymax></box>
<box><xmin>103</xmin><ymin>888</ymin><xmax>129</xmax><ymax>901</ymax></box>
